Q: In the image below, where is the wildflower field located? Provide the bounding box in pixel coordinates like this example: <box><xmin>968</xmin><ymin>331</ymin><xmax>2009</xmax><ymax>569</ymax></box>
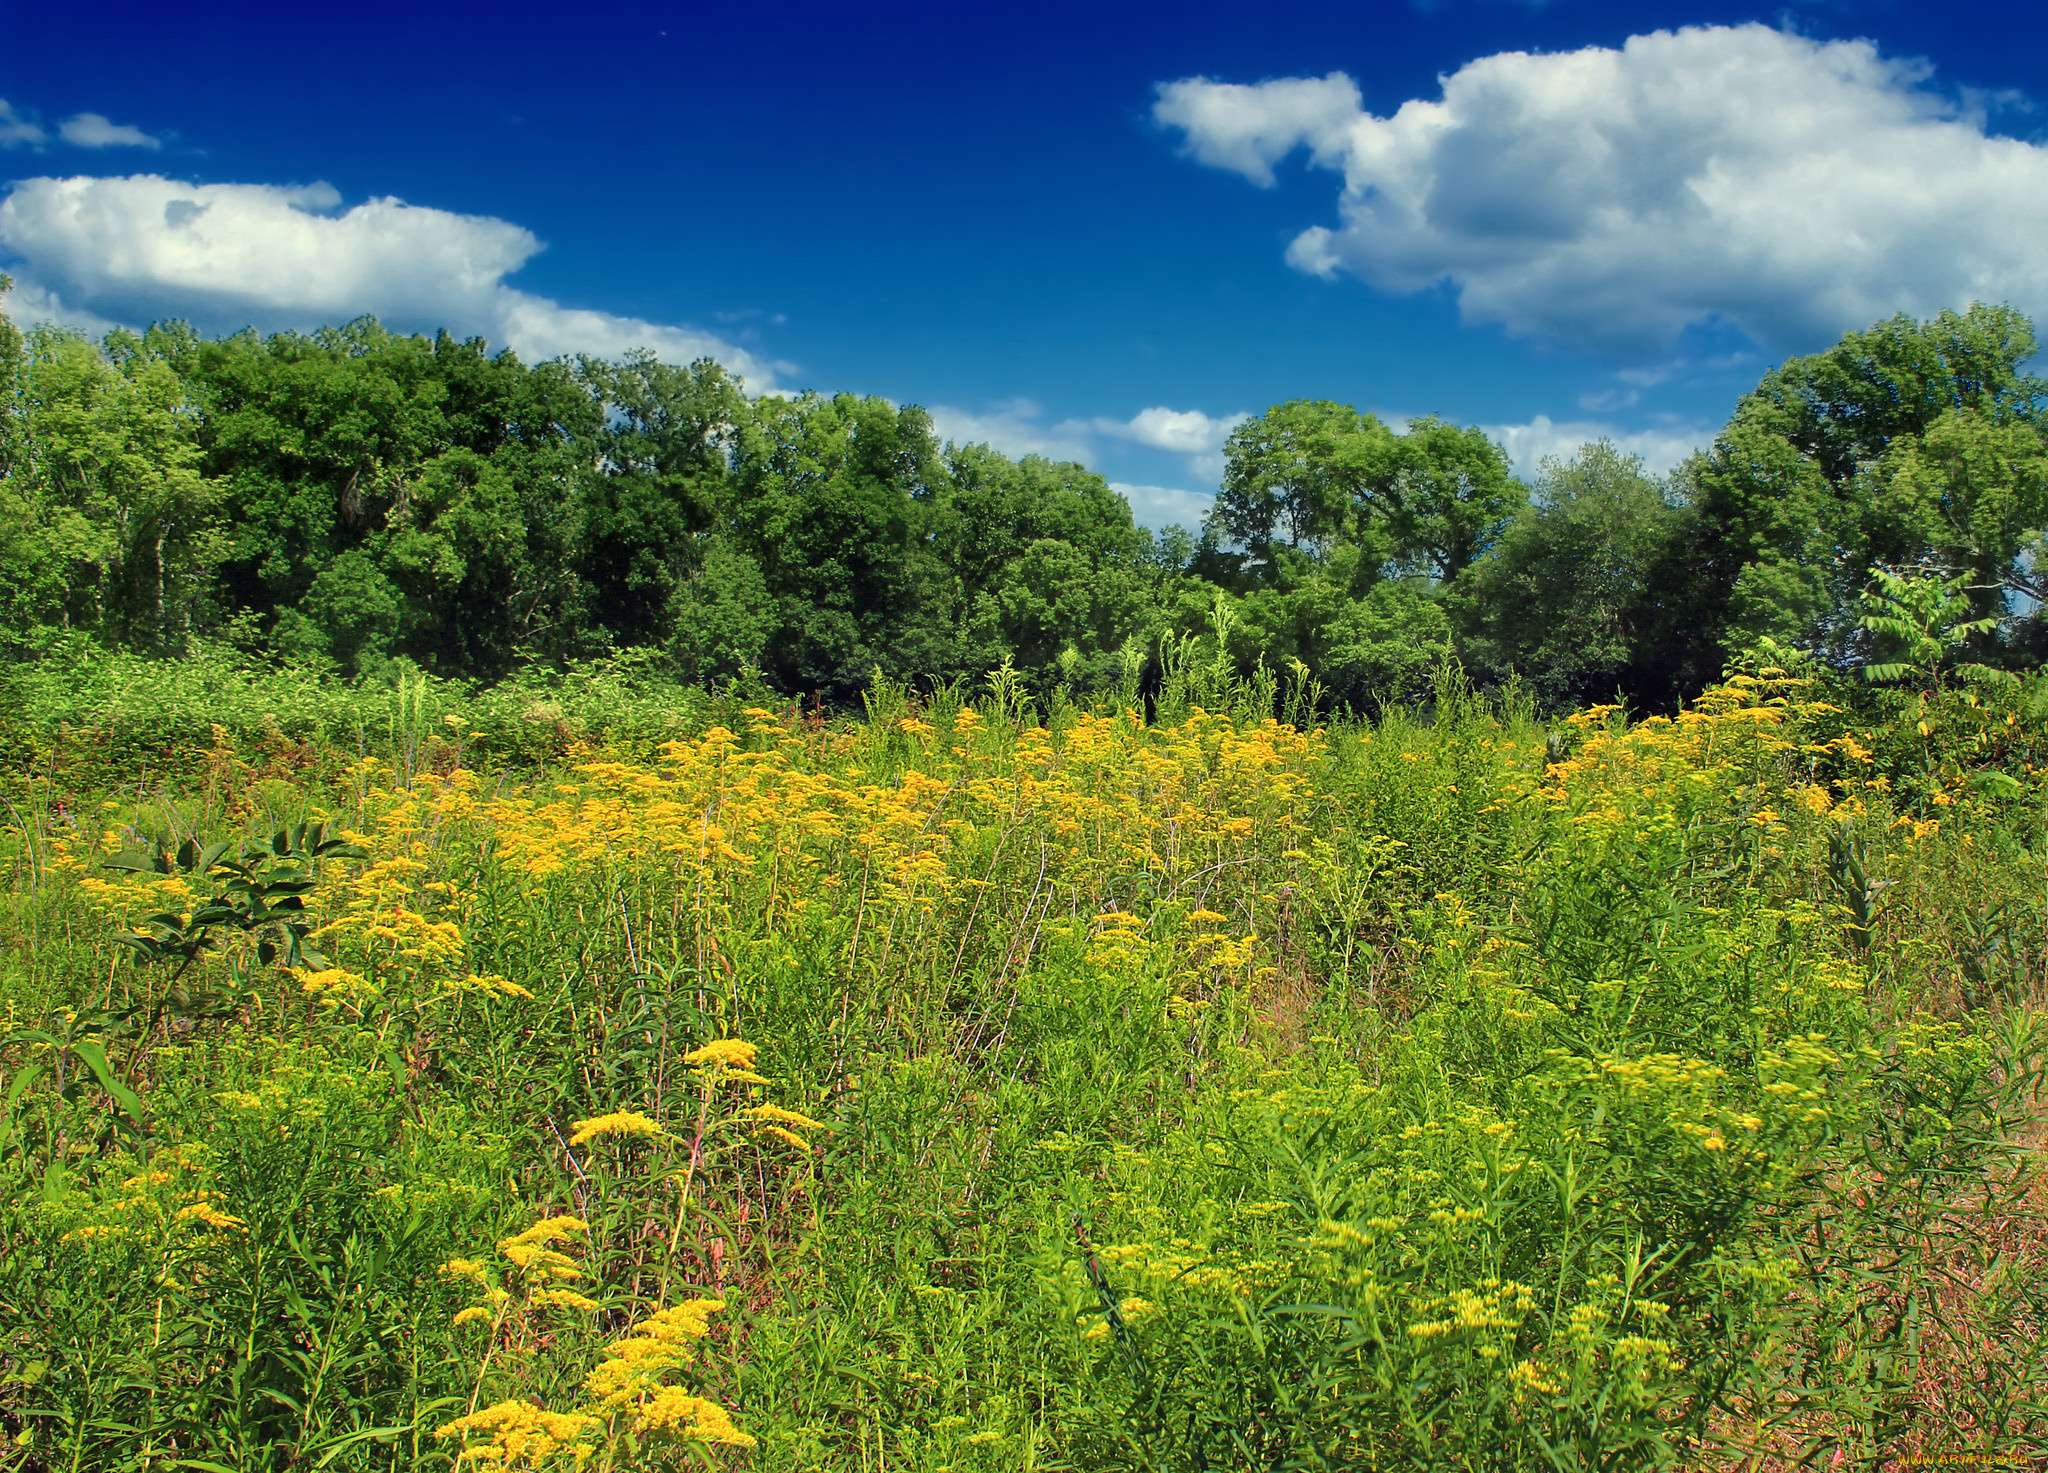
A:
<box><xmin>1</xmin><ymin>656</ymin><xmax>2045</xmax><ymax>1471</ymax></box>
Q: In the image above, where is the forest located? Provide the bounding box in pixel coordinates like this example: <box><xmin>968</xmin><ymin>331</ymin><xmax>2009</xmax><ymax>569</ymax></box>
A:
<box><xmin>1</xmin><ymin>285</ymin><xmax>2045</xmax><ymax>1472</ymax></box>
<box><xmin>3</xmin><ymin>279</ymin><xmax>2045</xmax><ymax>711</ymax></box>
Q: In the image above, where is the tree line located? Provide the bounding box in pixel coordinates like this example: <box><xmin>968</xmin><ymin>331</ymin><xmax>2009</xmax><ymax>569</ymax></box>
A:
<box><xmin>3</xmin><ymin>279</ymin><xmax>2042</xmax><ymax>711</ymax></box>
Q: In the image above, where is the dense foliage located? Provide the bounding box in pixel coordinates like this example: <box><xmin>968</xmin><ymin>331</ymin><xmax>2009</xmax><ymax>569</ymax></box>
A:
<box><xmin>4</xmin><ymin>283</ymin><xmax>2044</xmax><ymax>713</ymax></box>
<box><xmin>1</xmin><ymin>652</ymin><xmax>2044</xmax><ymax>1470</ymax></box>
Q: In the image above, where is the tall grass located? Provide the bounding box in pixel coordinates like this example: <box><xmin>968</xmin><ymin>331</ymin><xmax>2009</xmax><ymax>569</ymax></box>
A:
<box><xmin>1</xmin><ymin>655</ymin><xmax>2044</xmax><ymax>1470</ymax></box>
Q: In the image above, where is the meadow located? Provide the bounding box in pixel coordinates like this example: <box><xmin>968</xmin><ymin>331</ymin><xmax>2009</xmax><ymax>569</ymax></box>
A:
<box><xmin>1</xmin><ymin>647</ymin><xmax>2044</xmax><ymax>1471</ymax></box>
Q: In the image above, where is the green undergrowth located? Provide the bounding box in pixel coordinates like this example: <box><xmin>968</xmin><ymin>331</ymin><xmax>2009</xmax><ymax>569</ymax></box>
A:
<box><xmin>1</xmin><ymin>658</ymin><xmax>2045</xmax><ymax>1471</ymax></box>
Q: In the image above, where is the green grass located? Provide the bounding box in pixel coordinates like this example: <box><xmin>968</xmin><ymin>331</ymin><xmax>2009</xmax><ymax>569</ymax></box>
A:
<box><xmin>1</xmin><ymin>654</ymin><xmax>2045</xmax><ymax>1471</ymax></box>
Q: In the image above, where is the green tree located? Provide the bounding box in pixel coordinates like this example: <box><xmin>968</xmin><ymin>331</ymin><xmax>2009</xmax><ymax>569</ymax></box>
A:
<box><xmin>728</xmin><ymin>393</ymin><xmax>953</xmax><ymax>697</ymax></box>
<box><xmin>1232</xmin><ymin>557</ymin><xmax>1451</xmax><ymax>714</ymax></box>
<box><xmin>182</xmin><ymin>320</ymin><xmax>597</xmax><ymax>674</ymax></box>
<box><xmin>1456</xmin><ymin>440</ymin><xmax>1688</xmax><ymax>710</ymax></box>
<box><xmin>1211</xmin><ymin>401</ymin><xmax>1395</xmax><ymax>581</ymax></box>
<box><xmin>1688</xmin><ymin>303</ymin><xmax>2045</xmax><ymax>664</ymax></box>
<box><xmin>0</xmin><ymin>276</ymin><xmax>57</xmax><ymax>644</ymax></box>
<box><xmin>13</xmin><ymin>325</ymin><xmax>222</xmax><ymax>648</ymax></box>
<box><xmin>1205</xmin><ymin>400</ymin><xmax>1519</xmax><ymax>709</ymax></box>
<box><xmin>1381</xmin><ymin>415</ymin><xmax>1525</xmax><ymax>581</ymax></box>
<box><xmin>1855</xmin><ymin>565</ymin><xmax>2003</xmax><ymax>689</ymax></box>
<box><xmin>668</xmin><ymin>537</ymin><xmax>773</xmax><ymax>682</ymax></box>
<box><xmin>933</xmin><ymin>443</ymin><xmax>1154</xmax><ymax>683</ymax></box>
<box><xmin>1211</xmin><ymin>403</ymin><xmax>1520</xmax><ymax>590</ymax></box>
<box><xmin>1864</xmin><ymin>406</ymin><xmax>2048</xmax><ymax>623</ymax></box>
<box><xmin>574</xmin><ymin>354</ymin><xmax>748</xmax><ymax>649</ymax></box>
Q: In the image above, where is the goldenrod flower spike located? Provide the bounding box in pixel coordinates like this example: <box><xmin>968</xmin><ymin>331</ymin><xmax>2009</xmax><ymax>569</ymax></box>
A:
<box><xmin>500</xmin><ymin>1215</ymin><xmax>589</xmax><ymax>1249</ymax></box>
<box><xmin>747</xmin><ymin>1103</ymin><xmax>827</xmax><ymax>1131</ymax></box>
<box><xmin>435</xmin><ymin>1400</ymin><xmax>599</xmax><ymax>1466</ymax></box>
<box><xmin>567</xmin><ymin>1110</ymin><xmax>665</xmax><ymax>1146</ymax></box>
<box><xmin>639</xmin><ymin>1388</ymin><xmax>757</xmax><ymax>1446</ymax></box>
<box><xmin>680</xmin><ymin>1038</ymin><xmax>759</xmax><ymax>1070</ymax></box>
<box><xmin>173</xmin><ymin>1200</ymin><xmax>246</xmax><ymax>1232</ymax></box>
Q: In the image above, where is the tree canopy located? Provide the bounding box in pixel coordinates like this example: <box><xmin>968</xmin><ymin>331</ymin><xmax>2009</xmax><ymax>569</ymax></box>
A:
<box><xmin>3</xmin><ymin>283</ymin><xmax>2043</xmax><ymax>710</ymax></box>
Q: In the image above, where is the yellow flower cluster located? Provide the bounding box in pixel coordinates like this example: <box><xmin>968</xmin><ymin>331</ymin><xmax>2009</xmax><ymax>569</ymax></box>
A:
<box><xmin>567</xmin><ymin>1111</ymin><xmax>664</xmax><ymax>1147</ymax></box>
<box><xmin>581</xmin><ymin>1299</ymin><xmax>755</xmax><ymax>1448</ymax></box>
<box><xmin>435</xmin><ymin>1399</ymin><xmax>599</xmax><ymax>1468</ymax></box>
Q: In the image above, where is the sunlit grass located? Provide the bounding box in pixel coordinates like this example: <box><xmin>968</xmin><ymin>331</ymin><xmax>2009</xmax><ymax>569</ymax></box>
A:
<box><xmin>2</xmin><ymin>660</ymin><xmax>2045</xmax><ymax>1469</ymax></box>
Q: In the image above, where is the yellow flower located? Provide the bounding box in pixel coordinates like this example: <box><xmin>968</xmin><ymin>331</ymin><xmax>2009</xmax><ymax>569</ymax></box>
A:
<box><xmin>436</xmin><ymin>1399</ymin><xmax>598</xmax><ymax>1465</ymax></box>
<box><xmin>531</xmin><ymin>1288</ymin><xmax>603</xmax><ymax>1312</ymax></box>
<box><xmin>451</xmin><ymin>1306</ymin><xmax>491</xmax><ymax>1326</ymax></box>
<box><xmin>755</xmin><ymin>1126</ymin><xmax>813</xmax><ymax>1151</ymax></box>
<box><xmin>62</xmin><ymin>1224</ymin><xmax>124</xmax><ymax>1244</ymax></box>
<box><xmin>747</xmin><ymin>1103</ymin><xmax>827</xmax><ymax>1131</ymax></box>
<box><xmin>568</xmin><ymin>1111</ymin><xmax>665</xmax><ymax>1146</ymax></box>
<box><xmin>638</xmin><ymin>1387</ymin><xmax>756</xmax><ymax>1446</ymax></box>
<box><xmin>681</xmin><ymin>1038</ymin><xmax>760</xmax><ymax>1070</ymax></box>
<box><xmin>299</xmin><ymin>967</ymin><xmax>373</xmax><ymax>996</ymax></box>
<box><xmin>502</xmin><ymin>1243</ymin><xmax>579</xmax><ymax>1274</ymax></box>
<box><xmin>502</xmin><ymin>1215</ymin><xmax>589</xmax><ymax>1248</ymax></box>
<box><xmin>174</xmin><ymin>1200</ymin><xmax>246</xmax><ymax>1232</ymax></box>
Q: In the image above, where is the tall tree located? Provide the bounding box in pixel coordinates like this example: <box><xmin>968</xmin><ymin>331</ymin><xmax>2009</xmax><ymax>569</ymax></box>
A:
<box><xmin>1456</xmin><ymin>440</ymin><xmax>1688</xmax><ymax>710</ymax></box>
<box><xmin>1210</xmin><ymin>403</ymin><xmax>1520</xmax><ymax>590</ymax></box>
<box><xmin>1205</xmin><ymin>400</ymin><xmax>1519</xmax><ymax>709</ymax></box>
<box><xmin>15</xmin><ymin>325</ymin><xmax>221</xmax><ymax>649</ymax></box>
<box><xmin>727</xmin><ymin>393</ymin><xmax>952</xmax><ymax>697</ymax></box>
<box><xmin>574</xmin><ymin>354</ymin><xmax>748</xmax><ymax>650</ymax></box>
<box><xmin>181</xmin><ymin>320</ymin><xmax>596</xmax><ymax>674</ymax></box>
<box><xmin>932</xmin><ymin>443</ymin><xmax>1153</xmax><ymax>680</ymax></box>
<box><xmin>1688</xmin><ymin>303</ymin><xmax>2046</xmax><ymax>664</ymax></box>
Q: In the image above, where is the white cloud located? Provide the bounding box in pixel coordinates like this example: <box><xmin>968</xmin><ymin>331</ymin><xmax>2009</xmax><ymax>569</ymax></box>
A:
<box><xmin>1091</xmin><ymin>405</ymin><xmax>1248</xmax><ymax>454</ymax></box>
<box><xmin>58</xmin><ymin>113</ymin><xmax>161</xmax><ymax>149</ymax></box>
<box><xmin>1111</xmin><ymin>481</ymin><xmax>1214</xmax><ymax>531</ymax></box>
<box><xmin>0</xmin><ymin>99</ymin><xmax>46</xmax><ymax>149</ymax></box>
<box><xmin>1154</xmin><ymin>73</ymin><xmax>1362</xmax><ymax>187</ymax></box>
<box><xmin>1484</xmin><ymin>415</ymin><xmax>1708</xmax><ymax>481</ymax></box>
<box><xmin>0</xmin><ymin>174</ymin><xmax>781</xmax><ymax>385</ymax></box>
<box><xmin>931</xmin><ymin>399</ymin><xmax>1244</xmax><ymax>484</ymax></box>
<box><xmin>927</xmin><ymin>399</ymin><xmax>1095</xmax><ymax>464</ymax></box>
<box><xmin>1155</xmin><ymin>25</ymin><xmax>2048</xmax><ymax>358</ymax></box>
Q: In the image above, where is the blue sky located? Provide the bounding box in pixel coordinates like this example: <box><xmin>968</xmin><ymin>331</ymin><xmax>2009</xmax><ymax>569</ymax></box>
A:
<box><xmin>4</xmin><ymin>0</ymin><xmax>2046</xmax><ymax>527</ymax></box>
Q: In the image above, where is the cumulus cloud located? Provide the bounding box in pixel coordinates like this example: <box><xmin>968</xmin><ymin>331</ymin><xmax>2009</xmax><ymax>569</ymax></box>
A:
<box><xmin>1092</xmin><ymin>406</ymin><xmax>1247</xmax><ymax>454</ymax></box>
<box><xmin>1154</xmin><ymin>73</ymin><xmax>1361</xmax><ymax>187</ymax></box>
<box><xmin>0</xmin><ymin>174</ymin><xmax>781</xmax><ymax>385</ymax></box>
<box><xmin>930</xmin><ymin>399</ymin><xmax>1245</xmax><ymax>485</ymax></box>
<box><xmin>1110</xmin><ymin>482</ymin><xmax>1215</xmax><ymax>531</ymax></box>
<box><xmin>1091</xmin><ymin>406</ymin><xmax>1248</xmax><ymax>481</ymax></box>
<box><xmin>927</xmin><ymin>399</ymin><xmax>1096</xmax><ymax>464</ymax></box>
<box><xmin>57</xmin><ymin>113</ymin><xmax>161</xmax><ymax>149</ymax></box>
<box><xmin>1484</xmin><ymin>415</ymin><xmax>1708</xmax><ymax>481</ymax></box>
<box><xmin>1155</xmin><ymin>25</ymin><xmax>2048</xmax><ymax>358</ymax></box>
<box><xmin>0</xmin><ymin>99</ymin><xmax>46</xmax><ymax>149</ymax></box>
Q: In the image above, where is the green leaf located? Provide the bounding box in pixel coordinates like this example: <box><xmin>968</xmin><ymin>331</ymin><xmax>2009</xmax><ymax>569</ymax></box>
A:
<box><xmin>0</xmin><ymin>1059</ymin><xmax>47</xmax><ymax>1157</ymax></box>
<box><xmin>103</xmin><ymin>848</ymin><xmax>166</xmax><ymax>874</ymax></box>
<box><xmin>69</xmin><ymin>1038</ymin><xmax>144</xmax><ymax>1122</ymax></box>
